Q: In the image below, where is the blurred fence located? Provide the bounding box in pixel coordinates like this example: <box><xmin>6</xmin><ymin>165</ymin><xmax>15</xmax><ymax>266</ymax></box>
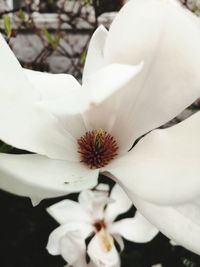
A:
<box><xmin>0</xmin><ymin>0</ymin><xmax>124</xmax><ymax>79</ymax></box>
<box><xmin>0</xmin><ymin>0</ymin><xmax>199</xmax><ymax>80</ymax></box>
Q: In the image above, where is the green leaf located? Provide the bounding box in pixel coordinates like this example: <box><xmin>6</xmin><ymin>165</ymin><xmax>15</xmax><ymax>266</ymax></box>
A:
<box><xmin>3</xmin><ymin>15</ymin><xmax>12</xmax><ymax>39</ymax></box>
<box><xmin>82</xmin><ymin>0</ymin><xmax>93</xmax><ymax>4</ymax></box>
<box><xmin>80</xmin><ymin>50</ymin><xmax>87</xmax><ymax>65</ymax></box>
<box><xmin>44</xmin><ymin>29</ymin><xmax>60</xmax><ymax>49</ymax></box>
<box><xmin>18</xmin><ymin>9</ymin><xmax>27</xmax><ymax>22</ymax></box>
<box><xmin>0</xmin><ymin>143</ymin><xmax>13</xmax><ymax>153</ymax></box>
<box><xmin>53</xmin><ymin>33</ymin><xmax>61</xmax><ymax>49</ymax></box>
<box><xmin>44</xmin><ymin>29</ymin><xmax>54</xmax><ymax>45</ymax></box>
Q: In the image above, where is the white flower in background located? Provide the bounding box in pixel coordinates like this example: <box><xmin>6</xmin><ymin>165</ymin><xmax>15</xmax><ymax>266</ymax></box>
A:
<box><xmin>0</xmin><ymin>0</ymin><xmax>200</xmax><ymax>254</ymax></box>
<box><xmin>47</xmin><ymin>184</ymin><xmax>158</xmax><ymax>267</ymax></box>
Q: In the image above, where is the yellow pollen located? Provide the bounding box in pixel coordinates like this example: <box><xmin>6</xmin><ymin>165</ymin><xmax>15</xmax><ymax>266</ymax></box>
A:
<box><xmin>98</xmin><ymin>229</ymin><xmax>114</xmax><ymax>252</ymax></box>
<box><xmin>94</xmin><ymin>129</ymin><xmax>106</xmax><ymax>148</ymax></box>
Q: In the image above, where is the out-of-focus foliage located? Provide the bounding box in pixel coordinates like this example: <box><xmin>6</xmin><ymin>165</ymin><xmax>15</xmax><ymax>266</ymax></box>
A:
<box><xmin>3</xmin><ymin>15</ymin><xmax>11</xmax><ymax>38</ymax></box>
<box><xmin>0</xmin><ymin>0</ymin><xmax>123</xmax><ymax>79</ymax></box>
<box><xmin>180</xmin><ymin>0</ymin><xmax>200</xmax><ymax>15</ymax></box>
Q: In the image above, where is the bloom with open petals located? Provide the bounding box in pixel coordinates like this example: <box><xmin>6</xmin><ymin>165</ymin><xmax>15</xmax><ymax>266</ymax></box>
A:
<box><xmin>47</xmin><ymin>184</ymin><xmax>158</xmax><ymax>267</ymax></box>
<box><xmin>1</xmin><ymin>0</ymin><xmax>200</xmax><ymax>254</ymax></box>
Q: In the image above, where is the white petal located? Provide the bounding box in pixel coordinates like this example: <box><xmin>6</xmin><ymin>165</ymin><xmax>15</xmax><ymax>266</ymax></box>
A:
<box><xmin>60</xmin><ymin>231</ymin><xmax>88</xmax><ymax>267</ymax></box>
<box><xmin>108</xmin><ymin>212</ymin><xmax>159</xmax><ymax>243</ymax></box>
<box><xmin>96</xmin><ymin>183</ymin><xmax>110</xmax><ymax>192</ymax></box>
<box><xmin>112</xmin><ymin>234</ymin><xmax>124</xmax><ymax>252</ymax></box>
<box><xmin>104</xmin><ymin>0</ymin><xmax>200</xmax><ymax>151</ymax></box>
<box><xmin>83</xmin><ymin>25</ymin><xmax>108</xmax><ymax>82</ymax></box>
<box><xmin>88</xmin><ymin>233</ymin><xmax>120</xmax><ymax>267</ymax></box>
<box><xmin>107</xmin><ymin>112</ymin><xmax>200</xmax><ymax>205</ymax></box>
<box><xmin>25</xmin><ymin>70</ymin><xmax>86</xmax><ymax>138</ymax></box>
<box><xmin>105</xmin><ymin>184</ymin><xmax>132</xmax><ymax>223</ymax></box>
<box><xmin>47</xmin><ymin>222</ymin><xmax>93</xmax><ymax>256</ymax></box>
<box><xmin>38</xmin><ymin>63</ymin><xmax>143</xmax><ymax>145</ymax></box>
<box><xmin>0</xmin><ymin>97</ymin><xmax>80</xmax><ymax>160</ymax></box>
<box><xmin>31</xmin><ymin>197</ymin><xmax>42</xmax><ymax>206</ymax></box>
<box><xmin>0</xmin><ymin>34</ymin><xmax>38</xmax><ymax>101</ymax></box>
<box><xmin>39</xmin><ymin>62</ymin><xmax>142</xmax><ymax>114</ymax></box>
<box><xmin>82</xmin><ymin>62</ymin><xmax>143</xmax><ymax>123</ymax></box>
<box><xmin>47</xmin><ymin>199</ymin><xmax>92</xmax><ymax>225</ymax></box>
<box><xmin>78</xmin><ymin>189</ymin><xmax>109</xmax><ymax>220</ymax></box>
<box><xmin>82</xmin><ymin>62</ymin><xmax>143</xmax><ymax>134</ymax></box>
<box><xmin>0</xmin><ymin>153</ymin><xmax>99</xmax><ymax>200</ymax></box>
<box><xmin>24</xmin><ymin>69</ymin><xmax>81</xmax><ymax>100</ymax></box>
<box><xmin>25</xmin><ymin>69</ymin><xmax>87</xmax><ymax>139</ymax></box>
<box><xmin>0</xmin><ymin>35</ymin><xmax>82</xmax><ymax>160</ymax></box>
<box><xmin>132</xmin><ymin>194</ymin><xmax>200</xmax><ymax>255</ymax></box>
<box><xmin>170</xmin><ymin>239</ymin><xmax>179</xmax><ymax>246</ymax></box>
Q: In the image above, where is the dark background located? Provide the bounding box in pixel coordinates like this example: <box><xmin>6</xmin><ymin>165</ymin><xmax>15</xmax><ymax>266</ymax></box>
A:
<box><xmin>1</xmin><ymin>180</ymin><xmax>200</xmax><ymax>267</ymax></box>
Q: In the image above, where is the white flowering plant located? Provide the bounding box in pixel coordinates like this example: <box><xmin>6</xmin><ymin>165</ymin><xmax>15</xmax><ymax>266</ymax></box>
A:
<box><xmin>46</xmin><ymin>183</ymin><xmax>158</xmax><ymax>267</ymax></box>
<box><xmin>1</xmin><ymin>0</ymin><xmax>200</xmax><ymax>266</ymax></box>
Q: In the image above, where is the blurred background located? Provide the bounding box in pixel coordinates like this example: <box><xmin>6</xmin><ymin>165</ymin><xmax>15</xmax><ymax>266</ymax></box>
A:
<box><xmin>0</xmin><ymin>0</ymin><xmax>124</xmax><ymax>79</ymax></box>
<box><xmin>0</xmin><ymin>1</ymin><xmax>200</xmax><ymax>267</ymax></box>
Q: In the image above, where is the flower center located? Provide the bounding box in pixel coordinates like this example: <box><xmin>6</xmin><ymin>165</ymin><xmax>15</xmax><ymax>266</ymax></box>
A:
<box><xmin>94</xmin><ymin>219</ymin><xmax>107</xmax><ymax>232</ymax></box>
<box><xmin>94</xmin><ymin>220</ymin><xmax>113</xmax><ymax>252</ymax></box>
<box><xmin>77</xmin><ymin>129</ymin><xmax>118</xmax><ymax>169</ymax></box>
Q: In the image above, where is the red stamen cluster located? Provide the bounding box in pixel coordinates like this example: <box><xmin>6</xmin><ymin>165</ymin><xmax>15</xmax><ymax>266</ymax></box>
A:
<box><xmin>77</xmin><ymin>129</ymin><xmax>118</xmax><ymax>169</ymax></box>
<box><xmin>93</xmin><ymin>219</ymin><xmax>107</xmax><ymax>232</ymax></box>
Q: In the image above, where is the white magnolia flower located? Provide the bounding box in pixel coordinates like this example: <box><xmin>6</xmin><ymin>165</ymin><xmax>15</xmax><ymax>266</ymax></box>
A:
<box><xmin>1</xmin><ymin>0</ymin><xmax>200</xmax><ymax>254</ymax></box>
<box><xmin>47</xmin><ymin>184</ymin><xmax>158</xmax><ymax>267</ymax></box>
